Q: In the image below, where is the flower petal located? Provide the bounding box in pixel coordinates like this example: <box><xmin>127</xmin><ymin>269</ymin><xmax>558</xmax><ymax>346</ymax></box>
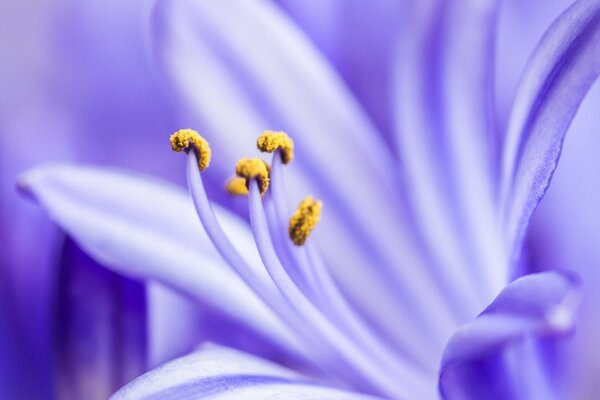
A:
<box><xmin>527</xmin><ymin>80</ymin><xmax>600</xmax><ymax>398</ymax></box>
<box><xmin>500</xmin><ymin>0</ymin><xmax>600</xmax><ymax>264</ymax></box>
<box><xmin>146</xmin><ymin>283</ymin><xmax>205</xmax><ymax>369</ymax></box>
<box><xmin>0</xmin><ymin>279</ymin><xmax>27</xmax><ymax>398</ymax></box>
<box><xmin>147</xmin><ymin>282</ymin><xmax>313</xmax><ymax>373</ymax></box>
<box><xmin>276</xmin><ymin>0</ymin><xmax>406</xmax><ymax>147</ymax></box>
<box><xmin>18</xmin><ymin>163</ymin><xmax>303</xmax><ymax>359</ymax></box>
<box><xmin>394</xmin><ymin>0</ymin><xmax>505</xmax><ymax>312</ymax></box>
<box><xmin>151</xmin><ymin>0</ymin><xmax>457</xmax><ymax>360</ymax></box>
<box><xmin>495</xmin><ymin>0</ymin><xmax>575</xmax><ymax>127</ymax></box>
<box><xmin>1</xmin><ymin>0</ymin><xmax>181</xmax><ymax>394</ymax></box>
<box><xmin>56</xmin><ymin>239</ymin><xmax>146</xmax><ymax>400</ymax></box>
<box><xmin>439</xmin><ymin>271</ymin><xmax>581</xmax><ymax>400</ymax></box>
<box><xmin>111</xmin><ymin>343</ymin><xmax>379</xmax><ymax>400</ymax></box>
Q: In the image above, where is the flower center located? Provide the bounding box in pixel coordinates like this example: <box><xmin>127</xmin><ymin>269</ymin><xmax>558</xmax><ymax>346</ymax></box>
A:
<box><xmin>170</xmin><ymin>128</ymin><xmax>429</xmax><ymax>398</ymax></box>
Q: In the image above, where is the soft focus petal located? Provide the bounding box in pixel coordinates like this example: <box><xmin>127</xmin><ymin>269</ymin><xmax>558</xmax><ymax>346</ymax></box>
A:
<box><xmin>146</xmin><ymin>283</ymin><xmax>205</xmax><ymax>369</ymax></box>
<box><xmin>111</xmin><ymin>343</ymin><xmax>378</xmax><ymax>400</ymax></box>
<box><xmin>0</xmin><ymin>282</ymin><xmax>28</xmax><ymax>398</ymax></box>
<box><xmin>56</xmin><ymin>239</ymin><xmax>146</xmax><ymax>400</ymax></box>
<box><xmin>394</xmin><ymin>0</ymin><xmax>505</xmax><ymax>318</ymax></box>
<box><xmin>528</xmin><ymin>82</ymin><xmax>600</xmax><ymax>398</ymax></box>
<box><xmin>495</xmin><ymin>0</ymin><xmax>574</xmax><ymax>129</ymax></box>
<box><xmin>501</xmin><ymin>0</ymin><xmax>600</xmax><ymax>265</ymax></box>
<box><xmin>276</xmin><ymin>0</ymin><xmax>406</xmax><ymax>147</ymax></box>
<box><xmin>147</xmin><ymin>282</ymin><xmax>311</xmax><ymax>372</ymax></box>
<box><xmin>1</xmin><ymin>0</ymin><xmax>178</xmax><ymax>393</ymax></box>
<box><xmin>151</xmin><ymin>0</ymin><xmax>456</xmax><ymax>361</ymax></box>
<box><xmin>18</xmin><ymin>163</ymin><xmax>303</xmax><ymax>359</ymax></box>
<box><xmin>439</xmin><ymin>271</ymin><xmax>581</xmax><ymax>400</ymax></box>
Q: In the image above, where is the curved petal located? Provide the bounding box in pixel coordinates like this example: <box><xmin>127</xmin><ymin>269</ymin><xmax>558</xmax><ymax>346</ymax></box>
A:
<box><xmin>56</xmin><ymin>239</ymin><xmax>146</xmax><ymax>400</ymax></box>
<box><xmin>500</xmin><ymin>0</ymin><xmax>600</xmax><ymax>264</ymax></box>
<box><xmin>394</xmin><ymin>0</ymin><xmax>505</xmax><ymax>316</ymax></box>
<box><xmin>18</xmin><ymin>163</ymin><xmax>304</xmax><ymax>360</ymax></box>
<box><xmin>527</xmin><ymin>82</ymin><xmax>600</xmax><ymax>398</ymax></box>
<box><xmin>146</xmin><ymin>281</ymin><xmax>305</xmax><ymax>373</ymax></box>
<box><xmin>439</xmin><ymin>271</ymin><xmax>582</xmax><ymax>400</ymax></box>
<box><xmin>495</xmin><ymin>0</ymin><xmax>575</xmax><ymax>128</ymax></box>
<box><xmin>276</xmin><ymin>0</ymin><xmax>406</xmax><ymax>147</ymax></box>
<box><xmin>111</xmin><ymin>343</ymin><xmax>379</xmax><ymax>400</ymax></box>
<box><xmin>151</xmin><ymin>0</ymin><xmax>456</xmax><ymax>360</ymax></box>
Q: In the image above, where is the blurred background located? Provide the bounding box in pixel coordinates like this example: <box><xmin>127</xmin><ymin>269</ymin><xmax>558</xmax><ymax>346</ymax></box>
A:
<box><xmin>1</xmin><ymin>0</ymin><xmax>599</xmax><ymax>398</ymax></box>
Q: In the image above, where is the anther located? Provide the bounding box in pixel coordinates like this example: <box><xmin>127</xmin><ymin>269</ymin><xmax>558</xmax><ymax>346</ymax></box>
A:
<box><xmin>257</xmin><ymin>131</ymin><xmax>294</xmax><ymax>164</ymax></box>
<box><xmin>235</xmin><ymin>158</ymin><xmax>270</xmax><ymax>194</ymax></box>
<box><xmin>289</xmin><ymin>196</ymin><xmax>322</xmax><ymax>246</ymax></box>
<box><xmin>170</xmin><ymin>129</ymin><xmax>211</xmax><ymax>171</ymax></box>
<box><xmin>225</xmin><ymin>177</ymin><xmax>249</xmax><ymax>196</ymax></box>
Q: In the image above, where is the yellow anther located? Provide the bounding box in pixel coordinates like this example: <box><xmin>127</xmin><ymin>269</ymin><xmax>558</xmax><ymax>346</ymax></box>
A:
<box><xmin>225</xmin><ymin>177</ymin><xmax>249</xmax><ymax>196</ymax></box>
<box><xmin>170</xmin><ymin>128</ymin><xmax>211</xmax><ymax>171</ymax></box>
<box><xmin>289</xmin><ymin>196</ymin><xmax>322</xmax><ymax>246</ymax></box>
<box><xmin>257</xmin><ymin>131</ymin><xmax>294</xmax><ymax>164</ymax></box>
<box><xmin>235</xmin><ymin>158</ymin><xmax>270</xmax><ymax>194</ymax></box>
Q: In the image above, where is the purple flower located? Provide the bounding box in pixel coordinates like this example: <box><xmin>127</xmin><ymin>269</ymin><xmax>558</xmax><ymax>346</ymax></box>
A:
<box><xmin>13</xmin><ymin>0</ymin><xmax>600</xmax><ymax>398</ymax></box>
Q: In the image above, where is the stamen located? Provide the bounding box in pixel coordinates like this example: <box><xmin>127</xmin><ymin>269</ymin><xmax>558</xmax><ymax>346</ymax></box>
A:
<box><xmin>289</xmin><ymin>196</ymin><xmax>322</xmax><ymax>246</ymax></box>
<box><xmin>235</xmin><ymin>158</ymin><xmax>270</xmax><ymax>194</ymax></box>
<box><xmin>170</xmin><ymin>129</ymin><xmax>211</xmax><ymax>171</ymax></box>
<box><xmin>225</xmin><ymin>177</ymin><xmax>249</xmax><ymax>196</ymax></box>
<box><xmin>268</xmin><ymin>154</ymin><xmax>432</xmax><ymax>379</ymax></box>
<box><xmin>257</xmin><ymin>130</ymin><xmax>294</xmax><ymax>164</ymax></box>
<box><xmin>247</xmin><ymin>180</ymin><xmax>418</xmax><ymax>398</ymax></box>
<box><xmin>177</xmin><ymin>146</ymin><xmax>347</xmax><ymax>378</ymax></box>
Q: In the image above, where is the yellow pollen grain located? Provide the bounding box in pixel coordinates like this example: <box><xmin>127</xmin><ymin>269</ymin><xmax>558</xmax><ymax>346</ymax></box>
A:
<box><xmin>225</xmin><ymin>177</ymin><xmax>249</xmax><ymax>196</ymax></box>
<box><xmin>235</xmin><ymin>158</ymin><xmax>270</xmax><ymax>195</ymax></box>
<box><xmin>256</xmin><ymin>131</ymin><xmax>294</xmax><ymax>164</ymax></box>
<box><xmin>289</xmin><ymin>196</ymin><xmax>322</xmax><ymax>246</ymax></box>
<box><xmin>170</xmin><ymin>128</ymin><xmax>211</xmax><ymax>171</ymax></box>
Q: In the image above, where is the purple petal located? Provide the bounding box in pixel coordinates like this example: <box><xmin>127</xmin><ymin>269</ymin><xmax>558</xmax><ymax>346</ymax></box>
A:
<box><xmin>151</xmin><ymin>0</ymin><xmax>457</xmax><ymax>360</ymax></box>
<box><xmin>394</xmin><ymin>0</ymin><xmax>504</xmax><ymax>312</ymax></box>
<box><xmin>0</xmin><ymin>280</ymin><xmax>29</xmax><ymax>398</ymax></box>
<box><xmin>276</xmin><ymin>0</ymin><xmax>405</xmax><ymax>147</ymax></box>
<box><xmin>495</xmin><ymin>0</ymin><xmax>575</xmax><ymax>128</ymax></box>
<box><xmin>147</xmin><ymin>282</ymin><xmax>310</xmax><ymax>372</ymax></box>
<box><xmin>439</xmin><ymin>271</ymin><xmax>581</xmax><ymax>400</ymax></box>
<box><xmin>18</xmin><ymin>163</ymin><xmax>304</xmax><ymax>360</ymax></box>
<box><xmin>111</xmin><ymin>344</ymin><xmax>378</xmax><ymax>400</ymax></box>
<box><xmin>1</xmin><ymin>0</ymin><xmax>179</xmax><ymax>394</ymax></box>
<box><xmin>500</xmin><ymin>0</ymin><xmax>600</xmax><ymax>264</ymax></box>
<box><xmin>146</xmin><ymin>283</ymin><xmax>205</xmax><ymax>369</ymax></box>
<box><xmin>527</xmin><ymin>82</ymin><xmax>600</xmax><ymax>398</ymax></box>
<box><xmin>56</xmin><ymin>239</ymin><xmax>146</xmax><ymax>400</ymax></box>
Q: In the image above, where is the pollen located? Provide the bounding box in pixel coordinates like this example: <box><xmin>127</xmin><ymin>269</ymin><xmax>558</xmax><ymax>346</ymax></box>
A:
<box><xmin>235</xmin><ymin>158</ymin><xmax>270</xmax><ymax>194</ymax></box>
<box><xmin>170</xmin><ymin>128</ymin><xmax>211</xmax><ymax>171</ymax></box>
<box><xmin>225</xmin><ymin>177</ymin><xmax>249</xmax><ymax>196</ymax></box>
<box><xmin>256</xmin><ymin>131</ymin><xmax>294</xmax><ymax>164</ymax></box>
<box><xmin>289</xmin><ymin>196</ymin><xmax>322</xmax><ymax>246</ymax></box>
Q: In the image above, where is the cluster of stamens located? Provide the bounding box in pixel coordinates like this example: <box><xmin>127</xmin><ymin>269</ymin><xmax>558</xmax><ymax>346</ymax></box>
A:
<box><xmin>168</xmin><ymin>128</ymin><xmax>416</xmax><ymax>398</ymax></box>
<box><xmin>171</xmin><ymin>128</ymin><xmax>319</xmax><ymax>245</ymax></box>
